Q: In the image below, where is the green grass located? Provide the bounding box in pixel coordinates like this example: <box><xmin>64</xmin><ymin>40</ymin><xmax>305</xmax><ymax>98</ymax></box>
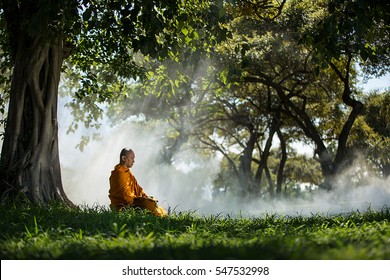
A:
<box><xmin>0</xmin><ymin>203</ymin><xmax>389</xmax><ymax>259</ymax></box>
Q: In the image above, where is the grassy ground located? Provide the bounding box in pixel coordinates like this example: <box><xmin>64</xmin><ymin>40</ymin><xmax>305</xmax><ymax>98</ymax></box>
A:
<box><xmin>0</xmin><ymin>203</ymin><xmax>389</xmax><ymax>259</ymax></box>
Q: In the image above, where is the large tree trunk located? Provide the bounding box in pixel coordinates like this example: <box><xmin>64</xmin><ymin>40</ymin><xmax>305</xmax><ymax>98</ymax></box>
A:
<box><xmin>0</xmin><ymin>33</ymin><xmax>72</xmax><ymax>205</ymax></box>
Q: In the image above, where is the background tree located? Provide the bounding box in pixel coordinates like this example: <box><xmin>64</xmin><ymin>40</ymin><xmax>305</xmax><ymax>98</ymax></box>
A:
<box><xmin>298</xmin><ymin>0</ymin><xmax>389</xmax><ymax>186</ymax></box>
<box><xmin>280</xmin><ymin>152</ymin><xmax>322</xmax><ymax>197</ymax></box>
<box><xmin>350</xmin><ymin>92</ymin><xmax>390</xmax><ymax>178</ymax></box>
<box><xmin>236</xmin><ymin>0</ymin><xmax>389</xmax><ymax>189</ymax></box>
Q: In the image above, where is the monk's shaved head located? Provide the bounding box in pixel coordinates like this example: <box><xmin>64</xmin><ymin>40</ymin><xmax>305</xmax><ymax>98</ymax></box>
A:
<box><xmin>119</xmin><ymin>148</ymin><xmax>134</xmax><ymax>164</ymax></box>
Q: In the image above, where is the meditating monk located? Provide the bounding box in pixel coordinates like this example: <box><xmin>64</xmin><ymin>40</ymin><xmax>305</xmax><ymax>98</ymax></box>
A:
<box><xmin>109</xmin><ymin>148</ymin><xmax>167</xmax><ymax>217</ymax></box>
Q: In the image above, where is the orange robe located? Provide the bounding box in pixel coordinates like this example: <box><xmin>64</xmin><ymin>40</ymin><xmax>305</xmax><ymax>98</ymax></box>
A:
<box><xmin>109</xmin><ymin>164</ymin><xmax>167</xmax><ymax>217</ymax></box>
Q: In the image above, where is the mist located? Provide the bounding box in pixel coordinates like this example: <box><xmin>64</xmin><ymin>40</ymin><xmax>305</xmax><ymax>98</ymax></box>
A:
<box><xmin>59</xmin><ymin>118</ymin><xmax>221</xmax><ymax>213</ymax></box>
<box><xmin>58</xmin><ymin>109</ymin><xmax>390</xmax><ymax>217</ymax></box>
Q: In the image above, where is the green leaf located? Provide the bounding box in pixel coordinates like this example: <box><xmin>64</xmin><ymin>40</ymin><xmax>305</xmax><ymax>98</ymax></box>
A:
<box><xmin>192</xmin><ymin>31</ymin><xmax>199</xmax><ymax>40</ymax></box>
<box><xmin>181</xmin><ymin>28</ymin><xmax>189</xmax><ymax>36</ymax></box>
<box><xmin>220</xmin><ymin>69</ymin><xmax>228</xmax><ymax>85</ymax></box>
<box><xmin>185</xmin><ymin>36</ymin><xmax>192</xmax><ymax>44</ymax></box>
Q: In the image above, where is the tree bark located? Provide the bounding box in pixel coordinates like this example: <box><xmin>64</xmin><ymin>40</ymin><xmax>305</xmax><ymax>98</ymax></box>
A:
<box><xmin>238</xmin><ymin>125</ymin><xmax>258</xmax><ymax>194</ymax></box>
<box><xmin>275</xmin><ymin>128</ymin><xmax>286</xmax><ymax>196</ymax></box>
<box><xmin>329</xmin><ymin>59</ymin><xmax>364</xmax><ymax>171</ymax></box>
<box><xmin>0</xmin><ymin>32</ymin><xmax>73</xmax><ymax>205</ymax></box>
<box><xmin>254</xmin><ymin>114</ymin><xmax>278</xmax><ymax>193</ymax></box>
